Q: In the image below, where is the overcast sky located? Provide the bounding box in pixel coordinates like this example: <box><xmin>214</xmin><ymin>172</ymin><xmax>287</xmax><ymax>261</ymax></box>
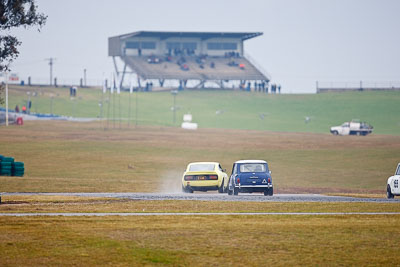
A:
<box><xmin>8</xmin><ymin>0</ymin><xmax>400</xmax><ymax>93</ymax></box>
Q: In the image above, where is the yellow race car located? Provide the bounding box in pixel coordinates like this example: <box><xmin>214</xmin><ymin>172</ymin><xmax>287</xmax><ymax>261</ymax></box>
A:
<box><xmin>182</xmin><ymin>162</ymin><xmax>229</xmax><ymax>193</ymax></box>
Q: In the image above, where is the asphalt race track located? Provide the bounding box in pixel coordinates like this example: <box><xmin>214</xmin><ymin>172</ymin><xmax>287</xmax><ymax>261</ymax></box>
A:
<box><xmin>3</xmin><ymin>192</ymin><xmax>400</xmax><ymax>203</ymax></box>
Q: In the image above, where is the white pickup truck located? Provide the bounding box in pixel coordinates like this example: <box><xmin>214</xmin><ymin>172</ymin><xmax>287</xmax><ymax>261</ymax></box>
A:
<box><xmin>330</xmin><ymin>120</ymin><xmax>373</xmax><ymax>136</ymax></box>
<box><xmin>387</xmin><ymin>163</ymin><xmax>400</xmax><ymax>199</ymax></box>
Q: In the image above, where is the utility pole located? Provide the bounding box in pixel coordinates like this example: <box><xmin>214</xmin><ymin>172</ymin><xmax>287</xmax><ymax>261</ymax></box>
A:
<box><xmin>45</xmin><ymin>58</ymin><xmax>56</xmax><ymax>86</ymax></box>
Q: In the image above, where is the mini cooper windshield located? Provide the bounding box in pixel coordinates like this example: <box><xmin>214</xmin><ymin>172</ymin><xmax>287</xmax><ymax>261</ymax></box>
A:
<box><xmin>189</xmin><ymin>164</ymin><xmax>215</xmax><ymax>172</ymax></box>
<box><xmin>239</xmin><ymin>163</ymin><xmax>267</xmax><ymax>173</ymax></box>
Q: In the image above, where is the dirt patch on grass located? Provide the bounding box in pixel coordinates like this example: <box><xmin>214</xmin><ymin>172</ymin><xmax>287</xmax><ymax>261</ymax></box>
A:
<box><xmin>0</xmin><ymin>201</ymin><xmax>29</xmax><ymax>205</ymax></box>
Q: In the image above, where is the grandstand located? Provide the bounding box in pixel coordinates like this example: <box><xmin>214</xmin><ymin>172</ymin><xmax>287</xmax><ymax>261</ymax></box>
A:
<box><xmin>108</xmin><ymin>31</ymin><xmax>270</xmax><ymax>89</ymax></box>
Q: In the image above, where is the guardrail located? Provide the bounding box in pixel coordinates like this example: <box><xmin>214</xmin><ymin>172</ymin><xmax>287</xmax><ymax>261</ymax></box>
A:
<box><xmin>316</xmin><ymin>81</ymin><xmax>400</xmax><ymax>93</ymax></box>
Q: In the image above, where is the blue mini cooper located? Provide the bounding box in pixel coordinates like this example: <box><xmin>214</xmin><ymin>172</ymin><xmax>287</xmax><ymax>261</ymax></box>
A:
<box><xmin>227</xmin><ymin>160</ymin><xmax>273</xmax><ymax>196</ymax></box>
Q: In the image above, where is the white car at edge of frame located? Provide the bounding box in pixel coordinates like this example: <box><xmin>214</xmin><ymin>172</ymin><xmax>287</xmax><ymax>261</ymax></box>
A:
<box><xmin>387</xmin><ymin>163</ymin><xmax>400</xmax><ymax>199</ymax></box>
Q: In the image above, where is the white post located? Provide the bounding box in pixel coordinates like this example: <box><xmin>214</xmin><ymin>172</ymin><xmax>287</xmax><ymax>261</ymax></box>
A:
<box><xmin>5</xmin><ymin>71</ymin><xmax>9</xmax><ymax>126</ymax></box>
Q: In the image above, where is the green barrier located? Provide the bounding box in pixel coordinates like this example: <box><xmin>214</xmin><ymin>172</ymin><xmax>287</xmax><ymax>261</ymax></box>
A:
<box><xmin>0</xmin><ymin>156</ymin><xmax>24</xmax><ymax>176</ymax></box>
<box><xmin>2</xmin><ymin>157</ymin><xmax>14</xmax><ymax>163</ymax></box>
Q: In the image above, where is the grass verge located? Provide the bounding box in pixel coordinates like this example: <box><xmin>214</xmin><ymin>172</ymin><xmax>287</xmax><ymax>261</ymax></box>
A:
<box><xmin>1</xmin><ymin>215</ymin><xmax>400</xmax><ymax>266</ymax></box>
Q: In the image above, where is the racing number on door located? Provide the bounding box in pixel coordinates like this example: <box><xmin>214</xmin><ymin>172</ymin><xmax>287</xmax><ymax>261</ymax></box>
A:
<box><xmin>395</xmin><ymin>179</ymin><xmax>399</xmax><ymax>189</ymax></box>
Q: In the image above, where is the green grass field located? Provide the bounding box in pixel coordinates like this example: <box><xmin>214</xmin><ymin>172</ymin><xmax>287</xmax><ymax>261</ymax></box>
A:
<box><xmin>1</xmin><ymin>215</ymin><xmax>400</xmax><ymax>266</ymax></box>
<box><xmin>0</xmin><ymin>121</ymin><xmax>399</xmax><ymax>193</ymax></box>
<box><xmin>4</xmin><ymin>85</ymin><xmax>400</xmax><ymax>135</ymax></box>
<box><xmin>2</xmin><ymin>87</ymin><xmax>400</xmax><ymax>266</ymax></box>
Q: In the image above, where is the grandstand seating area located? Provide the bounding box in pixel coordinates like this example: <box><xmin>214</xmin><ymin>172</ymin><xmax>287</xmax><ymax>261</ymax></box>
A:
<box><xmin>123</xmin><ymin>55</ymin><xmax>266</xmax><ymax>81</ymax></box>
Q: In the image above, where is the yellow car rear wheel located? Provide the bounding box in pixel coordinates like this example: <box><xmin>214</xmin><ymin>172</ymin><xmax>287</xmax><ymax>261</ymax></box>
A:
<box><xmin>182</xmin><ymin>184</ymin><xmax>193</xmax><ymax>194</ymax></box>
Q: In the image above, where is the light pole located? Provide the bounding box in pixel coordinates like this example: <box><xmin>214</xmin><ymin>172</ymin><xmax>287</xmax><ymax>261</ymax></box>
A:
<box><xmin>171</xmin><ymin>90</ymin><xmax>178</xmax><ymax>125</ymax></box>
<box><xmin>5</xmin><ymin>71</ymin><xmax>8</xmax><ymax>126</ymax></box>
<box><xmin>135</xmin><ymin>88</ymin><xmax>138</xmax><ymax>127</ymax></box>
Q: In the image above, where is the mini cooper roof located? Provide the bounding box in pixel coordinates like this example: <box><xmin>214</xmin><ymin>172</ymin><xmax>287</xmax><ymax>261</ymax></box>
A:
<box><xmin>234</xmin><ymin>160</ymin><xmax>267</xmax><ymax>164</ymax></box>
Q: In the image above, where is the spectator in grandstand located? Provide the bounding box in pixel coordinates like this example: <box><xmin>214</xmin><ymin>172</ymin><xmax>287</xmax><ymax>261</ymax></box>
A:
<box><xmin>177</xmin><ymin>57</ymin><xmax>186</xmax><ymax>66</ymax></box>
<box><xmin>22</xmin><ymin>106</ymin><xmax>27</xmax><ymax>114</ymax></box>
<box><xmin>254</xmin><ymin>81</ymin><xmax>257</xmax><ymax>92</ymax></box>
<box><xmin>247</xmin><ymin>82</ymin><xmax>251</xmax><ymax>92</ymax></box>
<box><xmin>15</xmin><ymin>105</ymin><xmax>19</xmax><ymax>113</ymax></box>
<box><xmin>138</xmin><ymin>48</ymin><xmax>142</xmax><ymax>56</ymax></box>
<box><xmin>278</xmin><ymin>84</ymin><xmax>281</xmax><ymax>94</ymax></box>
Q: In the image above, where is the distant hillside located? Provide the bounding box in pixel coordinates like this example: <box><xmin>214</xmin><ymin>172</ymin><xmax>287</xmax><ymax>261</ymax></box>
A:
<box><xmin>4</xmin><ymin>86</ymin><xmax>400</xmax><ymax>135</ymax></box>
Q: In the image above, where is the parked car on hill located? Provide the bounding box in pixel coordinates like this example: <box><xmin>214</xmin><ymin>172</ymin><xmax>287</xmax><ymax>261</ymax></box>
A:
<box><xmin>227</xmin><ymin>160</ymin><xmax>273</xmax><ymax>196</ymax></box>
<box><xmin>330</xmin><ymin>119</ymin><xmax>373</xmax><ymax>136</ymax></box>
<box><xmin>182</xmin><ymin>162</ymin><xmax>228</xmax><ymax>193</ymax></box>
<box><xmin>387</xmin><ymin>163</ymin><xmax>400</xmax><ymax>199</ymax></box>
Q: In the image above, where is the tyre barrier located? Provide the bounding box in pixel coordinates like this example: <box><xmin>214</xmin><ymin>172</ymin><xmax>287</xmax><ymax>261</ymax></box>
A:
<box><xmin>0</xmin><ymin>155</ymin><xmax>24</xmax><ymax>177</ymax></box>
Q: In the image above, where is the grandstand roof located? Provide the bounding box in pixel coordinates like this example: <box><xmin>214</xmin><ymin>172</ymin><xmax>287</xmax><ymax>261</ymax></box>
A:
<box><xmin>111</xmin><ymin>31</ymin><xmax>263</xmax><ymax>41</ymax></box>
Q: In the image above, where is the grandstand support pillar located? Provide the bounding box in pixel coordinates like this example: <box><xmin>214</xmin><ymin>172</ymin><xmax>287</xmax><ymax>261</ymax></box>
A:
<box><xmin>137</xmin><ymin>77</ymin><xmax>142</xmax><ymax>90</ymax></box>
<box><xmin>112</xmin><ymin>56</ymin><xmax>127</xmax><ymax>89</ymax></box>
<box><xmin>112</xmin><ymin>56</ymin><xmax>119</xmax><ymax>74</ymax></box>
<box><xmin>219</xmin><ymin>80</ymin><xmax>224</xmax><ymax>89</ymax></box>
<box><xmin>119</xmin><ymin>63</ymin><xmax>127</xmax><ymax>89</ymax></box>
<box><xmin>193</xmin><ymin>80</ymin><xmax>206</xmax><ymax>89</ymax></box>
<box><xmin>159</xmin><ymin>79</ymin><xmax>165</xmax><ymax>87</ymax></box>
